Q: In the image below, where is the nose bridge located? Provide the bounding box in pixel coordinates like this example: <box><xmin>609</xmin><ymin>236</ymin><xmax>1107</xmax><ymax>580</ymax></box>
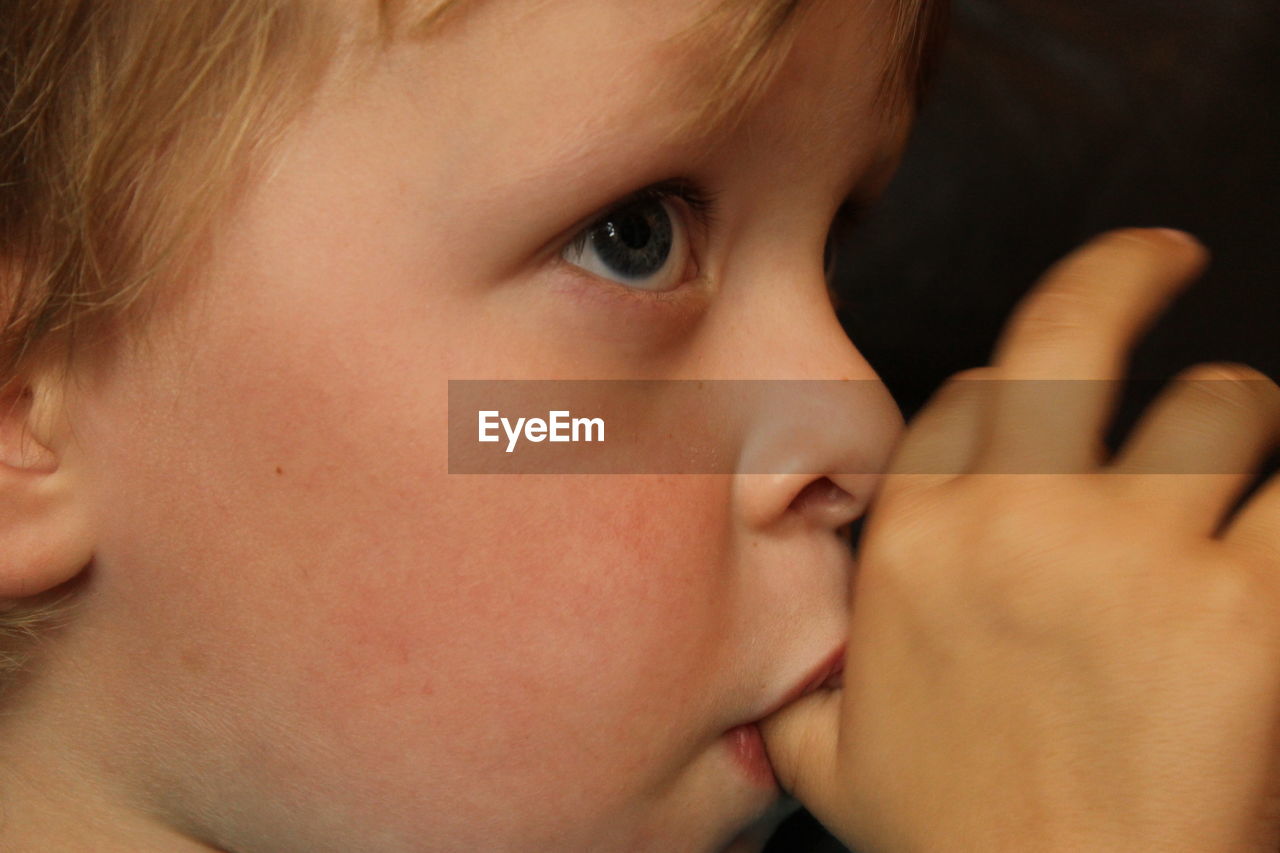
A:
<box><xmin>710</xmin><ymin>240</ymin><xmax>874</xmax><ymax>378</ymax></box>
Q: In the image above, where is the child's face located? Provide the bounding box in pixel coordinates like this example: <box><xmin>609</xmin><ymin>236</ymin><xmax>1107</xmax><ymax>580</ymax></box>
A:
<box><xmin>61</xmin><ymin>0</ymin><xmax>908</xmax><ymax>850</ymax></box>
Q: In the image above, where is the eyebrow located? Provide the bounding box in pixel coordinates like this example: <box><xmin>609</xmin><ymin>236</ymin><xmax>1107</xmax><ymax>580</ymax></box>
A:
<box><xmin>653</xmin><ymin>0</ymin><xmax>818</xmax><ymax>144</ymax></box>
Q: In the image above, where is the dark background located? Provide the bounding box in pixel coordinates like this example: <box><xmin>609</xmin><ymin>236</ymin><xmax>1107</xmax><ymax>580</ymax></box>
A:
<box><xmin>766</xmin><ymin>0</ymin><xmax>1279</xmax><ymax>849</ymax></box>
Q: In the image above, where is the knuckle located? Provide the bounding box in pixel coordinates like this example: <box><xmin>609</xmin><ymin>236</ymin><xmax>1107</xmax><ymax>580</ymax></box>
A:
<box><xmin>863</xmin><ymin>490</ymin><xmax>968</xmax><ymax>594</ymax></box>
<box><xmin>958</xmin><ymin>487</ymin><xmax>1084</xmax><ymax>620</ymax></box>
<box><xmin>957</xmin><ymin>478</ymin><xmax>1143</xmax><ymax>631</ymax></box>
<box><xmin>1189</xmin><ymin>561</ymin><xmax>1279</xmax><ymax>642</ymax></box>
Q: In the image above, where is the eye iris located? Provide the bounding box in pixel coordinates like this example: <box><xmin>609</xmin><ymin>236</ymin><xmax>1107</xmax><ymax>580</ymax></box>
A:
<box><xmin>589</xmin><ymin>199</ymin><xmax>673</xmax><ymax>280</ymax></box>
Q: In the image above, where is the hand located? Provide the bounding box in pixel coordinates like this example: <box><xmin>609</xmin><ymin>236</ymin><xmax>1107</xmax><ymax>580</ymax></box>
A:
<box><xmin>759</xmin><ymin>229</ymin><xmax>1280</xmax><ymax>852</ymax></box>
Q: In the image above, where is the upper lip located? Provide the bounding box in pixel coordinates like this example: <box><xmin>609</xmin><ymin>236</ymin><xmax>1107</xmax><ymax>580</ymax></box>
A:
<box><xmin>751</xmin><ymin>642</ymin><xmax>846</xmax><ymax>724</ymax></box>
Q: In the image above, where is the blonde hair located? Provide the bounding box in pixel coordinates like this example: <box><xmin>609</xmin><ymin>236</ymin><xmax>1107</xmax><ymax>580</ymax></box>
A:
<box><xmin>669</xmin><ymin>0</ymin><xmax>947</xmax><ymax>139</ymax></box>
<box><xmin>0</xmin><ymin>0</ymin><xmax>945</xmax><ymax>686</ymax></box>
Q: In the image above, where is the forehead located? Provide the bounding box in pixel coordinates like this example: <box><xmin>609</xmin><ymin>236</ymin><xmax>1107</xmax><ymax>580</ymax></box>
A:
<box><xmin>384</xmin><ymin>0</ymin><xmax>915</xmax><ymax>111</ymax></box>
<box><xmin>360</xmin><ymin>0</ymin><xmax>909</xmax><ymax>199</ymax></box>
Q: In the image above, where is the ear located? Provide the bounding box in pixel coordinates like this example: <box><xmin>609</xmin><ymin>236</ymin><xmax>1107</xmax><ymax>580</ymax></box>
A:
<box><xmin>0</xmin><ymin>373</ymin><xmax>94</xmax><ymax>599</ymax></box>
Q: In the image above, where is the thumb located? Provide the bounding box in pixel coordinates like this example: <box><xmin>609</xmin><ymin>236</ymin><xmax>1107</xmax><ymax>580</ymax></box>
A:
<box><xmin>757</xmin><ymin>686</ymin><xmax>844</xmax><ymax>814</ymax></box>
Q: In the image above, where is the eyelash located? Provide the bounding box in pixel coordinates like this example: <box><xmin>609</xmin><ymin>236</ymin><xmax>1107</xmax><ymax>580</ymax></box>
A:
<box><xmin>561</xmin><ymin>179</ymin><xmax>872</xmax><ymax>311</ymax></box>
<box><xmin>564</xmin><ymin>178</ymin><xmax>721</xmax><ymax>262</ymax></box>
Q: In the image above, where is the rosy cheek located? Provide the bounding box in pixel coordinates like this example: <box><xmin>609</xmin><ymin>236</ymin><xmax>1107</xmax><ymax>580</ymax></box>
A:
<box><xmin>293</xmin><ymin>474</ymin><xmax>731</xmax><ymax>756</ymax></box>
<box><xmin>319</xmin><ymin>473</ymin><xmax>727</xmax><ymax>673</ymax></box>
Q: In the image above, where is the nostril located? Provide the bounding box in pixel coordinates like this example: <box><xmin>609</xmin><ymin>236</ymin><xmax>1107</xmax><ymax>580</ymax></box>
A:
<box><xmin>789</xmin><ymin>477</ymin><xmax>864</xmax><ymax>531</ymax></box>
<box><xmin>789</xmin><ymin>477</ymin><xmax>843</xmax><ymax>510</ymax></box>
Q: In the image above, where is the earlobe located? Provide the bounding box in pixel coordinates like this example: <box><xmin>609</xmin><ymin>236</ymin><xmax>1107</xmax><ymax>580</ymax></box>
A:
<box><xmin>0</xmin><ymin>379</ymin><xmax>94</xmax><ymax>599</ymax></box>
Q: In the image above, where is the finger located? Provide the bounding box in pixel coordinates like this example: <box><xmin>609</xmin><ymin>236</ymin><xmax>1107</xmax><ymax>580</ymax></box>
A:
<box><xmin>757</xmin><ymin>689</ymin><xmax>843</xmax><ymax>821</ymax></box>
<box><xmin>1111</xmin><ymin>364</ymin><xmax>1280</xmax><ymax>534</ymax></box>
<box><xmin>978</xmin><ymin>229</ymin><xmax>1208</xmax><ymax>473</ymax></box>
<box><xmin>885</xmin><ymin>368</ymin><xmax>992</xmax><ymax>498</ymax></box>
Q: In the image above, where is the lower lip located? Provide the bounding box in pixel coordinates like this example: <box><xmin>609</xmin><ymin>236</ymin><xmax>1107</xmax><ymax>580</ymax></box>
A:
<box><xmin>724</xmin><ymin>723</ymin><xmax>777</xmax><ymax>789</ymax></box>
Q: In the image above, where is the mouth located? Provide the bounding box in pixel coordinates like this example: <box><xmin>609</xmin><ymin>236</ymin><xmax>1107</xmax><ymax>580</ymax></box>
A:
<box><xmin>723</xmin><ymin>722</ymin><xmax>776</xmax><ymax>789</ymax></box>
<box><xmin>723</xmin><ymin>643</ymin><xmax>847</xmax><ymax>788</ymax></box>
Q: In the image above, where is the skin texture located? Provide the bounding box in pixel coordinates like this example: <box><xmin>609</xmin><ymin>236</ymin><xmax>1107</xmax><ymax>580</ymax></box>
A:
<box><xmin>0</xmin><ymin>0</ymin><xmax>910</xmax><ymax>850</ymax></box>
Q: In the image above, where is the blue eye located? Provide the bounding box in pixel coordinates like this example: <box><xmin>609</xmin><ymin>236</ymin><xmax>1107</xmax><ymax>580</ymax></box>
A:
<box><xmin>562</xmin><ymin>196</ymin><xmax>685</xmax><ymax>291</ymax></box>
<box><xmin>560</xmin><ymin>181</ymin><xmax>717</xmax><ymax>292</ymax></box>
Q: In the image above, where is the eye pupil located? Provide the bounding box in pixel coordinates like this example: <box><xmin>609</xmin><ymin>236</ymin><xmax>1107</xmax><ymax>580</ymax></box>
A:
<box><xmin>588</xmin><ymin>199</ymin><xmax>673</xmax><ymax>280</ymax></box>
<box><xmin>611</xmin><ymin>214</ymin><xmax>651</xmax><ymax>250</ymax></box>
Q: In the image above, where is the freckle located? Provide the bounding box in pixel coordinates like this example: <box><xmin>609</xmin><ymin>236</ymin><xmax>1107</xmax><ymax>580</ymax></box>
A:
<box><xmin>275</xmin><ymin>466</ymin><xmax>284</xmax><ymax>475</ymax></box>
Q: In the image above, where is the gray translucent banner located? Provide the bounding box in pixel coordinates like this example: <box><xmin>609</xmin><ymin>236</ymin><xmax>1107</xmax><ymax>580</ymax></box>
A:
<box><xmin>447</xmin><ymin>378</ymin><xmax>1280</xmax><ymax>474</ymax></box>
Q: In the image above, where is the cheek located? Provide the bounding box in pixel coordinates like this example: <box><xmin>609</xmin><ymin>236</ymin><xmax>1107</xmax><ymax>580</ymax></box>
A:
<box><xmin>83</xmin><ymin>276</ymin><xmax>738</xmax><ymax>810</ymax></box>
<box><xmin>307</xmin><ymin>473</ymin><xmax>736</xmax><ymax>755</ymax></box>
<box><xmin>286</xmin><ymin>474</ymin><xmax>740</xmax><ymax>836</ymax></box>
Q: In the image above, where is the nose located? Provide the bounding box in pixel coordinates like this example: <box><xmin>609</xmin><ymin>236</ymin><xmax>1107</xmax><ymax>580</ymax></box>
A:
<box><xmin>698</xmin><ymin>238</ymin><xmax>904</xmax><ymax>724</ymax></box>
<box><xmin>732</xmin><ymin>372</ymin><xmax>901</xmax><ymax>529</ymax></box>
<box><xmin>707</xmin><ymin>260</ymin><xmax>905</xmax><ymax>533</ymax></box>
